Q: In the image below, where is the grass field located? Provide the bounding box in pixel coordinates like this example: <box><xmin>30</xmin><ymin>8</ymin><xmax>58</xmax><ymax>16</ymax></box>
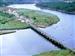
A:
<box><xmin>17</xmin><ymin>9</ymin><xmax>59</xmax><ymax>28</ymax></box>
<box><xmin>33</xmin><ymin>50</ymin><xmax>75</xmax><ymax>56</ymax></box>
<box><xmin>0</xmin><ymin>9</ymin><xmax>59</xmax><ymax>30</ymax></box>
<box><xmin>0</xmin><ymin>11</ymin><xmax>28</xmax><ymax>30</ymax></box>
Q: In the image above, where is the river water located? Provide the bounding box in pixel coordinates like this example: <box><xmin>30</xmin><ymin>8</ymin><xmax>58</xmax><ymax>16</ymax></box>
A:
<box><xmin>0</xmin><ymin>4</ymin><xmax>75</xmax><ymax>56</ymax></box>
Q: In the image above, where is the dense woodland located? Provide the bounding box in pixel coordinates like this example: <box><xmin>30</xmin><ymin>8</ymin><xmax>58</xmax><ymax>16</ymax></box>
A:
<box><xmin>36</xmin><ymin>2</ymin><xmax>75</xmax><ymax>13</ymax></box>
<box><xmin>0</xmin><ymin>0</ymin><xmax>75</xmax><ymax>13</ymax></box>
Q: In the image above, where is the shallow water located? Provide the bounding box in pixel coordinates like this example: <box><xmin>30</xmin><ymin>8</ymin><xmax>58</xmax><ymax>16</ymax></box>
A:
<box><xmin>0</xmin><ymin>4</ymin><xmax>75</xmax><ymax>56</ymax></box>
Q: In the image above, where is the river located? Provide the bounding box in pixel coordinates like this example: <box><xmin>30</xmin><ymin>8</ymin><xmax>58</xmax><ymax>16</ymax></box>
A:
<box><xmin>0</xmin><ymin>4</ymin><xmax>75</xmax><ymax>56</ymax></box>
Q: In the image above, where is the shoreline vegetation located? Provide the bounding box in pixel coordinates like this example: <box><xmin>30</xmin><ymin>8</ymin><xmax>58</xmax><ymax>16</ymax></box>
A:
<box><xmin>33</xmin><ymin>50</ymin><xmax>75</xmax><ymax>56</ymax></box>
<box><xmin>36</xmin><ymin>2</ymin><xmax>75</xmax><ymax>14</ymax></box>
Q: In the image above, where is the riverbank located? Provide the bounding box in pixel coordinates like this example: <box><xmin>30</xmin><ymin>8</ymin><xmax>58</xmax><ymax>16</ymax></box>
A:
<box><xmin>36</xmin><ymin>2</ymin><xmax>75</xmax><ymax>14</ymax></box>
<box><xmin>0</xmin><ymin>30</ymin><xmax>16</xmax><ymax>35</ymax></box>
<box><xmin>34</xmin><ymin>50</ymin><xmax>75</xmax><ymax>56</ymax></box>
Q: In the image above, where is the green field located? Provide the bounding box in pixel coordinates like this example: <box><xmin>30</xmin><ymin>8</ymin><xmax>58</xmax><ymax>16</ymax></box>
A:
<box><xmin>0</xmin><ymin>11</ymin><xmax>28</xmax><ymax>30</ymax></box>
<box><xmin>17</xmin><ymin>9</ymin><xmax>59</xmax><ymax>28</ymax></box>
<box><xmin>0</xmin><ymin>9</ymin><xmax>59</xmax><ymax>30</ymax></box>
<box><xmin>34</xmin><ymin>50</ymin><xmax>75</xmax><ymax>56</ymax></box>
